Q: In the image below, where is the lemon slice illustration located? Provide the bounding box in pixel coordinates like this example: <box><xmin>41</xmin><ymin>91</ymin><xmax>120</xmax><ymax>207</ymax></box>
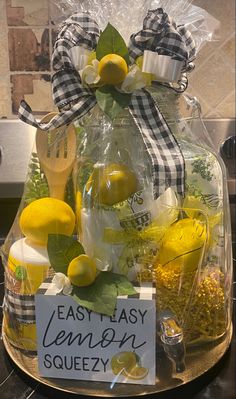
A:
<box><xmin>111</xmin><ymin>351</ymin><xmax>137</xmax><ymax>375</ymax></box>
<box><xmin>122</xmin><ymin>365</ymin><xmax>149</xmax><ymax>380</ymax></box>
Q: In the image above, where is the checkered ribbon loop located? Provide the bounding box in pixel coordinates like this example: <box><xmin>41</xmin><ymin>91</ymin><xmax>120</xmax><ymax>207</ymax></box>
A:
<box><xmin>18</xmin><ymin>13</ymin><xmax>99</xmax><ymax>131</ymax></box>
<box><xmin>38</xmin><ymin>277</ymin><xmax>156</xmax><ymax>301</ymax></box>
<box><xmin>52</xmin><ymin>13</ymin><xmax>100</xmax><ymax>71</ymax></box>
<box><xmin>52</xmin><ymin>13</ymin><xmax>100</xmax><ymax>111</ymax></box>
<box><xmin>18</xmin><ymin>10</ymin><xmax>190</xmax><ymax>198</ymax></box>
<box><xmin>129</xmin><ymin>7</ymin><xmax>196</xmax><ymax>69</ymax></box>
<box><xmin>4</xmin><ymin>288</ymin><xmax>36</xmax><ymax>324</ymax></box>
<box><xmin>129</xmin><ymin>89</ymin><xmax>185</xmax><ymax>198</ymax></box>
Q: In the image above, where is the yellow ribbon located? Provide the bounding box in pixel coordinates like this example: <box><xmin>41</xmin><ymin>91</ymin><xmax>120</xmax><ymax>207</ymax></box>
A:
<box><xmin>102</xmin><ymin>217</ymin><xmax>173</xmax><ymax>277</ymax></box>
<box><xmin>103</xmin><ymin>219</ymin><xmax>168</xmax><ymax>245</ymax></box>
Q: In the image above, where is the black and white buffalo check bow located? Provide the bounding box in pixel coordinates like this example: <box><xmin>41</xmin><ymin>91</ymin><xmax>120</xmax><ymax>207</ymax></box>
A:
<box><xmin>129</xmin><ymin>8</ymin><xmax>196</xmax><ymax>65</ymax></box>
<box><xmin>19</xmin><ymin>9</ymin><xmax>196</xmax><ymax>199</ymax></box>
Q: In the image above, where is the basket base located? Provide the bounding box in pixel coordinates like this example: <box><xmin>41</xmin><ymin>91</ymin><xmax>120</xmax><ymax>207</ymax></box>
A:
<box><xmin>2</xmin><ymin>326</ymin><xmax>232</xmax><ymax>398</ymax></box>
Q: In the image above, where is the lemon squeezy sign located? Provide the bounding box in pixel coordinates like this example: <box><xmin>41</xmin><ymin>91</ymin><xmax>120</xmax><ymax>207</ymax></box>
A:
<box><xmin>35</xmin><ymin>280</ymin><xmax>156</xmax><ymax>385</ymax></box>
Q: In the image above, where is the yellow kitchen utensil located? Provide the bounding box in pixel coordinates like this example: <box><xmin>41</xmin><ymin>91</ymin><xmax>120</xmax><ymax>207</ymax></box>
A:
<box><xmin>36</xmin><ymin>112</ymin><xmax>76</xmax><ymax>200</ymax></box>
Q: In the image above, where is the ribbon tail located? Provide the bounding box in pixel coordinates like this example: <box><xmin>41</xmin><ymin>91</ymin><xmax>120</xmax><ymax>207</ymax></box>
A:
<box><xmin>129</xmin><ymin>89</ymin><xmax>185</xmax><ymax>199</ymax></box>
<box><xmin>18</xmin><ymin>96</ymin><xmax>97</xmax><ymax>131</ymax></box>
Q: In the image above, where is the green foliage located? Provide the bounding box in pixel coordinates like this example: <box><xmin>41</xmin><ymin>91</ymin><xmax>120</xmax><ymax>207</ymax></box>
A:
<box><xmin>96</xmin><ymin>86</ymin><xmax>131</xmax><ymax>120</ymax></box>
<box><xmin>24</xmin><ymin>152</ymin><xmax>49</xmax><ymax>203</ymax></box>
<box><xmin>77</xmin><ymin>162</ymin><xmax>93</xmax><ymax>192</ymax></box>
<box><xmin>186</xmin><ymin>183</ymin><xmax>220</xmax><ymax>209</ymax></box>
<box><xmin>72</xmin><ymin>271</ymin><xmax>137</xmax><ymax>316</ymax></box>
<box><xmin>185</xmin><ymin>183</ymin><xmax>203</xmax><ymax>198</ymax></box>
<box><xmin>24</xmin><ymin>152</ymin><xmax>75</xmax><ymax>209</ymax></box>
<box><xmin>64</xmin><ymin>173</ymin><xmax>75</xmax><ymax>211</ymax></box>
<box><xmin>48</xmin><ymin>232</ymin><xmax>137</xmax><ymax>316</ymax></box>
<box><xmin>191</xmin><ymin>157</ymin><xmax>213</xmax><ymax>181</ymax></box>
<box><xmin>96</xmin><ymin>23</ymin><xmax>130</xmax><ymax>64</ymax></box>
<box><xmin>47</xmin><ymin>234</ymin><xmax>85</xmax><ymax>275</ymax></box>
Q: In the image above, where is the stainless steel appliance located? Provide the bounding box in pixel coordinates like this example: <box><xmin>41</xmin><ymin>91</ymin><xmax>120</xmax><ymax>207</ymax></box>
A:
<box><xmin>0</xmin><ymin>120</ymin><xmax>35</xmax><ymax>243</ymax></box>
<box><xmin>203</xmin><ymin>119</ymin><xmax>236</xmax><ymax>250</ymax></box>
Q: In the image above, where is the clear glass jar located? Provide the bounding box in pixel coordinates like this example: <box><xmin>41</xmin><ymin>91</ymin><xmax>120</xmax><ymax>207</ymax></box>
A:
<box><xmin>73</xmin><ymin>84</ymin><xmax>233</xmax><ymax>392</ymax></box>
<box><xmin>149</xmin><ymin>85</ymin><xmax>233</xmax><ymax>345</ymax></box>
<box><xmin>1</xmin><ymin>84</ymin><xmax>233</xmax><ymax>396</ymax></box>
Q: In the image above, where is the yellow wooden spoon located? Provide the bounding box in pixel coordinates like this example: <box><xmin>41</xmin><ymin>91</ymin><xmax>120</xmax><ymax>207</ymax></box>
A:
<box><xmin>36</xmin><ymin>112</ymin><xmax>76</xmax><ymax>201</ymax></box>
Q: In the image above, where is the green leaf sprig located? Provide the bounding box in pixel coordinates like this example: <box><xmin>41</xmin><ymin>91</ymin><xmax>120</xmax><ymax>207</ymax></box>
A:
<box><xmin>96</xmin><ymin>23</ymin><xmax>130</xmax><ymax>64</ymax></box>
<box><xmin>24</xmin><ymin>152</ymin><xmax>49</xmax><ymax>203</ymax></box>
<box><xmin>95</xmin><ymin>23</ymin><xmax>132</xmax><ymax>120</ymax></box>
<box><xmin>191</xmin><ymin>157</ymin><xmax>213</xmax><ymax>181</ymax></box>
<box><xmin>73</xmin><ymin>271</ymin><xmax>136</xmax><ymax>316</ymax></box>
<box><xmin>47</xmin><ymin>234</ymin><xmax>85</xmax><ymax>274</ymax></box>
<box><xmin>47</xmin><ymin>234</ymin><xmax>137</xmax><ymax>316</ymax></box>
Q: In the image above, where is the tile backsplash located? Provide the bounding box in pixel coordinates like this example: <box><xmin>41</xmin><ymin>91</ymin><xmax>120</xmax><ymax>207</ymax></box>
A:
<box><xmin>0</xmin><ymin>0</ymin><xmax>235</xmax><ymax>119</ymax></box>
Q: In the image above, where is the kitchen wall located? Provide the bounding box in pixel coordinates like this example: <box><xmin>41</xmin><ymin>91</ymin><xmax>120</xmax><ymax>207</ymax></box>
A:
<box><xmin>0</xmin><ymin>0</ymin><xmax>235</xmax><ymax>119</ymax></box>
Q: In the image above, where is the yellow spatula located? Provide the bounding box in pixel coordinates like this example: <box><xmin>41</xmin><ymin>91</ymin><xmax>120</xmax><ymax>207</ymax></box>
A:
<box><xmin>36</xmin><ymin>112</ymin><xmax>76</xmax><ymax>201</ymax></box>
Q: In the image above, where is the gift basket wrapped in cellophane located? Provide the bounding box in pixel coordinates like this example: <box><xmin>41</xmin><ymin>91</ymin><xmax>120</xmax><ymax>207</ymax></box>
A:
<box><xmin>1</xmin><ymin>0</ymin><xmax>233</xmax><ymax>396</ymax></box>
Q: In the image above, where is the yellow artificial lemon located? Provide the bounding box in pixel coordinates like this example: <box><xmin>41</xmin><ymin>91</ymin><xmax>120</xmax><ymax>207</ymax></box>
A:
<box><xmin>157</xmin><ymin>218</ymin><xmax>207</xmax><ymax>272</ymax></box>
<box><xmin>19</xmin><ymin>197</ymin><xmax>75</xmax><ymax>246</ymax></box>
<box><xmin>98</xmin><ymin>53</ymin><xmax>128</xmax><ymax>85</ymax></box>
<box><xmin>111</xmin><ymin>351</ymin><xmax>138</xmax><ymax>375</ymax></box>
<box><xmin>67</xmin><ymin>254</ymin><xmax>96</xmax><ymax>287</ymax></box>
<box><xmin>122</xmin><ymin>365</ymin><xmax>149</xmax><ymax>380</ymax></box>
<box><xmin>86</xmin><ymin>163</ymin><xmax>138</xmax><ymax>206</ymax></box>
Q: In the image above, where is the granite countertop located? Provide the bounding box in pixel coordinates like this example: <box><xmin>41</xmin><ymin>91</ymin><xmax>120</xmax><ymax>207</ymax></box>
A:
<box><xmin>0</xmin><ymin>255</ymin><xmax>235</xmax><ymax>399</ymax></box>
